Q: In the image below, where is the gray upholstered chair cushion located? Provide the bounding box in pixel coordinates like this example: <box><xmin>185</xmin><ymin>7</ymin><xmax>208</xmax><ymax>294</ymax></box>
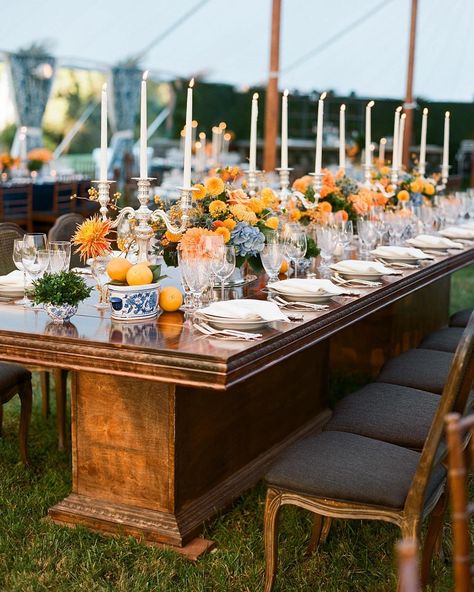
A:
<box><xmin>324</xmin><ymin>383</ymin><xmax>440</xmax><ymax>449</ymax></box>
<box><xmin>419</xmin><ymin>327</ymin><xmax>464</xmax><ymax>353</ymax></box>
<box><xmin>265</xmin><ymin>431</ymin><xmax>446</xmax><ymax>508</ymax></box>
<box><xmin>449</xmin><ymin>308</ymin><xmax>473</xmax><ymax>328</ymax></box>
<box><xmin>376</xmin><ymin>349</ymin><xmax>453</xmax><ymax>394</ymax></box>
<box><xmin>0</xmin><ymin>362</ymin><xmax>31</xmax><ymax>397</ymax></box>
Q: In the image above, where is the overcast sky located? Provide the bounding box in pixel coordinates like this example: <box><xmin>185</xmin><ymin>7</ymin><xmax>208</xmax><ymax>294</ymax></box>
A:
<box><xmin>1</xmin><ymin>0</ymin><xmax>473</xmax><ymax>101</ymax></box>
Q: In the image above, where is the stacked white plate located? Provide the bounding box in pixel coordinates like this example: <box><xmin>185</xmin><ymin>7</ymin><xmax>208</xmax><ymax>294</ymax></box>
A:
<box><xmin>198</xmin><ymin>298</ymin><xmax>288</xmax><ymax>330</ymax></box>
<box><xmin>267</xmin><ymin>278</ymin><xmax>346</xmax><ymax>303</ymax></box>
<box><xmin>439</xmin><ymin>226</ymin><xmax>474</xmax><ymax>240</ymax></box>
<box><xmin>406</xmin><ymin>234</ymin><xmax>463</xmax><ymax>250</ymax></box>
<box><xmin>0</xmin><ymin>270</ymin><xmax>24</xmax><ymax>297</ymax></box>
<box><xmin>370</xmin><ymin>245</ymin><xmax>433</xmax><ymax>263</ymax></box>
<box><xmin>330</xmin><ymin>259</ymin><xmax>396</xmax><ymax>280</ymax></box>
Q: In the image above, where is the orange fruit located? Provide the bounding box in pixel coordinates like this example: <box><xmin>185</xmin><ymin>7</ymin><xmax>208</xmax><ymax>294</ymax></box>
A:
<box><xmin>279</xmin><ymin>259</ymin><xmax>289</xmax><ymax>274</ymax></box>
<box><xmin>126</xmin><ymin>263</ymin><xmax>153</xmax><ymax>286</ymax></box>
<box><xmin>159</xmin><ymin>286</ymin><xmax>183</xmax><ymax>312</ymax></box>
<box><xmin>106</xmin><ymin>257</ymin><xmax>132</xmax><ymax>282</ymax></box>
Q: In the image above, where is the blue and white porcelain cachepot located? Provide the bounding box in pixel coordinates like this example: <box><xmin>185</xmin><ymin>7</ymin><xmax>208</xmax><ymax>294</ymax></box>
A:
<box><xmin>108</xmin><ymin>283</ymin><xmax>160</xmax><ymax>321</ymax></box>
<box><xmin>45</xmin><ymin>303</ymin><xmax>78</xmax><ymax>323</ymax></box>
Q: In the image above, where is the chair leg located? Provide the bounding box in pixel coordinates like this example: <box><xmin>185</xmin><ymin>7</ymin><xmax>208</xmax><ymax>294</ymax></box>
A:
<box><xmin>53</xmin><ymin>369</ymin><xmax>68</xmax><ymax>451</ymax></box>
<box><xmin>421</xmin><ymin>493</ymin><xmax>448</xmax><ymax>588</ymax></box>
<box><xmin>40</xmin><ymin>371</ymin><xmax>50</xmax><ymax>417</ymax></box>
<box><xmin>320</xmin><ymin>516</ymin><xmax>332</xmax><ymax>544</ymax></box>
<box><xmin>264</xmin><ymin>488</ymin><xmax>282</xmax><ymax>592</ymax></box>
<box><xmin>307</xmin><ymin>514</ymin><xmax>323</xmax><ymax>555</ymax></box>
<box><xmin>18</xmin><ymin>380</ymin><xmax>32</xmax><ymax>466</ymax></box>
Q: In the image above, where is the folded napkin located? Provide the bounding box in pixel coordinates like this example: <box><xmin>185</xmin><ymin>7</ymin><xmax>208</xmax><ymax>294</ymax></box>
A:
<box><xmin>371</xmin><ymin>245</ymin><xmax>431</xmax><ymax>260</ymax></box>
<box><xmin>0</xmin><ymin>270</ymin><xmax>24</xmax><ymax>286</ymax></box>
<box><xmin>331</xmin><ymin>259</ymin><xmax>395</xmax><ymax>275</ymax></box>
<box><xmin>407</xmin><ymin>234</ymin><xmax>463</xmax><ymax>249</ymax></box>
<box><xmin>439</xmin><ymin>226</ymin><xmax>474</xmax><ymax>240</ymax></box>
<box><xmin>201</xmin><ymin>299</ymin><xmax>288</xmax><ymax>322</ymax></box>
<box><xmin>268</xmin><ymin>278</ymin><xmax>345</xmax><ymax>295</ymax></box>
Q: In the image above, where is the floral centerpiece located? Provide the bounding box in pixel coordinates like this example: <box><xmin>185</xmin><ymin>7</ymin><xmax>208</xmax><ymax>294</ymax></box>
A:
<box><xmin>156</xmin><ymin>171</ymin><xmax>281</xmax><ymax>270</ymax></box>
<box><xmin>27</xmin><ymin>147</ymin><xmax>53</xmax><ymax>172</ymax></box>
<box><xmin>394</xmin><ymin>172</ymin><xmax>438</xmax><ymax>206</ymax></box>
<box><xmin>0</xmin><ymin>153</ymin><xmax>19</xmax><ymax>174</ymax></box>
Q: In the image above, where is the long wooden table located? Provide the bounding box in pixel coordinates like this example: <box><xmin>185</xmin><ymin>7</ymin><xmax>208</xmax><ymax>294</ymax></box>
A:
<box><xmin>0</xmin><ymin>248</ymin><xmax>472</xmax><ymax>556</ymax></box>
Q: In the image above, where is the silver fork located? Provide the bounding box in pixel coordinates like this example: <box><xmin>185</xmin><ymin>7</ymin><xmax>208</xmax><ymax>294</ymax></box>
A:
<box><xmin>271</xmin><ymin>295</ymin><xmax>329</xmax><ymax>311</ymax></box>
<box><xmin>374</xmin><ymin>258</ymin><xmax>419</xmax><ymax>270</ymax></box>
<box><xmin>332</xmin><ymin>272</ymin><xmax>382</xmax><ymax>288</ymax></box>
<box><xmin>194</xmin><ymin>322</ymin><xmax>262</xmax><ymax>340</ymax></box>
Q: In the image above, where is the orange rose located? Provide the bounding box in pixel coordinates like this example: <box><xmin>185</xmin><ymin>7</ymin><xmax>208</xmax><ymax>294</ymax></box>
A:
<box><xmin>227</xmin><ymin>189</ymin><xmax>250</xmax><ymax>205</ymax></box>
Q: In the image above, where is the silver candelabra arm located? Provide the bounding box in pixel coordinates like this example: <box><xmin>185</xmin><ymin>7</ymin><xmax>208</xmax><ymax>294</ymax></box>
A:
<box><xmin>150</xmin><ymin>209</ymin><xmax>190</xmax><ymax>235</ymax></box>
<box><xmin>292</xmin><ymin>190</ymin><xmax>320</xmax><ymax>210</ymax></box>
<box><xmin>112</xmin><ymin>206</ymin><xmax>137</xmax><ymax>228</ymax></box>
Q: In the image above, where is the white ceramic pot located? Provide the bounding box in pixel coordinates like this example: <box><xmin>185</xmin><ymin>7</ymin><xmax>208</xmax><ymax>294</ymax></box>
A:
<box><xmin>108</xmin><ymin>283</ymin><xmax>160</xmax><ymax>321</ymax></box>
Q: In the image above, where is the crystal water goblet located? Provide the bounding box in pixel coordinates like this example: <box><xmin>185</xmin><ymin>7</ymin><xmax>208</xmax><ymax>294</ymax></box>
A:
<box><xmin>315</xmin><ymin>225</ymin><xmax>339</xmax><ymax>268</ymax></box>
<box><xmin>260</xmin><ymin>242</ymin><xmax>285</xmax><ymax>283</ymax></box>
<box><xmin>49</xmin><ymin>241</ymin><xmax>71</xmax><ymax>273</ymax></box>
<box><xmin>283</xmin><ymin>224</ymin><xmax>307</xmax><ymax>278</ymax></box>
<box><xmin>214</xmin><ymin>245</ymin><xmax>236</xmax><ymax>301</ymax></box>
<box><xmin>12</xmin><ymin>238</ymin><xmax>30</xmax><ymax>305</ymax></box>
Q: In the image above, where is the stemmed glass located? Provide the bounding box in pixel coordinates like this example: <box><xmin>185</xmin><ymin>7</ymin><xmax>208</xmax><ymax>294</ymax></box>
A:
<box><xmin>21</xmin><ymin>233</ymin><xmax>48</xmax><ymax>306</ymax></box>
<box><xmin>333</xmin><ymin>220</ymin><xmax>353</xmax><ymax>253</ymax></box>
<box><xmin>384</xmin><ymin>212</ymin><xmax>405</xmax><ymax>246</ymax></box>
<box><xmin>91</xmin><ymin>255</ymin><xmax>111</xmax><ymax>309</ymax></box>
<box><xmin>357</xmin><ymin>218</ymin><xmax>378</xmax><ymax>256</ymax></box>
<box><xmin>12</xmin><ymin>239</ymin><xmax>29</xmax><ymax>305</ymax></box>
<box><xmin>315</xmin><ymin>225</ymin><xmax>339</xmax><ymax>268</ymax></box>
<box><xmin>214</xmin><ymin>245</ymin><xmax>236</xmax><ymax>301</ymax></box>
<box><xmin>260</xmin><ymin>236</ymin><xmax>285</xmax><ymax>283</ymax></box>
<box><xmin>177</xmin><ymin>246</ymin><xmax>212</xmax><ymax>309</ymax></box>
<box><xmin>49</xmin><ymin>241</ymin><xmax>71</xmax><ymax>273</ymax></box>
<box><xmin>283</xmin><ymin>224</ymin><xmax>307</xmax><ymax>278</ymax></box>
<box><xmin>201</xmin><ymin>234</ymin><xmax>225</xmax><ymax>303</ymax></box>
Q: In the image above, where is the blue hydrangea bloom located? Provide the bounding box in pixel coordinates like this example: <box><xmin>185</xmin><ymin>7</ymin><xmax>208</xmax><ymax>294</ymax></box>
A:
<box><xmin>230</xmin><ymin>222</ymin><xmax>265</xmax><ymax>257</ymax></box>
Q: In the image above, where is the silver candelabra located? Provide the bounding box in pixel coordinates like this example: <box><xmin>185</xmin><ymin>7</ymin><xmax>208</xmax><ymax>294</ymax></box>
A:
<box><xmin>276</xmin><ymin>167</ymin><xmax>293</xmax><ymax>210</ymax></box>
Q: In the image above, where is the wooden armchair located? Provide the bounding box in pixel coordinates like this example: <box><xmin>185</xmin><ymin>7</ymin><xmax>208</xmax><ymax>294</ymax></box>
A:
<box><xmin>263</xmin><ymin>314</ymin><xmax>474</xmax><ymax>592</ymax></box>
<box><xmin>0</xmin><ymin>184</ymin><xmax>33</xmax><ymax>232</ymax></box>
<box><xmin>0</xmin><ymin>222</ymin><xmax>25</xmax><ymax>274</ymax></box>
<box><xmin>0</xmin><ymin>362</ymin><xmax>32</xmax><ymax>465</ymax></box>
<box><xmin>445</xmin><ymin>410</ymin><xmax>474</xmax><ymax>592</ymax></box>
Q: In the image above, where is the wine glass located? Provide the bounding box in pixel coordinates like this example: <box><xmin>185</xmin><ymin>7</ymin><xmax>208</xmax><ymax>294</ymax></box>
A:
<box><xmin>214</xmin><ymin>245</ymin><xmax>236</xmax><ymax>301</ymax></box>
<box><xmin>49</xmin><ymin>241</ymin><xmax>71</xmax><ymax>273</ymax></box>
<box><xmin>12</xmin><ymin>238</ymin><xmax>29</xmax><ymax>305</ymax></box>
<box><xmin>283</xmin><ymin>224</ymin><xmax>307</xmax><ymax>278</ymax></box>
<box><xmin>177</xmin><ymin>246</ymin><xmax>211</xmax><ymax>309</ymax></box>
<box><xmin>90</xmin><ymin>255</ymin><xmax>111</xmax><ymax>309</ymax></box>
<box><xmin>357</xmin><ymin>218</ymin><xmax>378</xmax><ymax>256</ymax></box>
<box><xmin>22</xmin><ymin>248</ymin><xmax>50</xmax><ymax>306</ymax></box>
<box><xmin>201</xmin><ymin>234</ymin><xmax>225</xmax><ymax>303</ymax></box>
<box><xmin>21</xmin><ymin>233</ymin><xmax>49</xmax><ymax>305</ymax></box>
<box><xmin>260</xmin><ymin>241</ymin><xmax>285</xmax><ymax>283</ymax></box>
<box><xmin>315</xmin><ymin>225</ymin><xmax>339</xmax><ymax>268</ymax></box>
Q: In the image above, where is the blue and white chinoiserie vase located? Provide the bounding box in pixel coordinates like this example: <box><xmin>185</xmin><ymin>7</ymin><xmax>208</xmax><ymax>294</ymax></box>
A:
<box><xmin>45</xmin><ymin>303</ymin><xmax>78</xmax><ymax>323</ymax></box>
<box><xmin>108</xmin><ymin>283</ymin><xmax>160</xmax><ymax>321</ymax></box>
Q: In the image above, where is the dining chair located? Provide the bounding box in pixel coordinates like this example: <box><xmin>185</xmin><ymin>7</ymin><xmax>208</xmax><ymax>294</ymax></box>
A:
<box><xmin>0</xmin><ymin>362</ymin><xmax>32</xmax><ymax>465</ymax></box>
<box><xmin>263</xmin><ymin>314</ymin><xmax>474</xmax><ymax>592</ymax></box>
<box><xmin>0</xmin><ymin>222</ymin><xmax>25</xmax><ymax>274</ymax></box>
<box><xmin>0</xmin><ymin>184</ymin><xmax>33</xmax><ymax>232</ymax></box>
<box><xmin>450</xmin><ymin>308</ymin><xmax>473</xmax><ymax>328</ymax></box>
<box><xmin>48</xmin><ymin>212</ymin><xmax>85</xmax><ymax>269</ymax></box>
<box><xmin>33</xmin><ymin>181</ymin><xmax>77</xmax><ymax>229</ymax></box>
<box><xmin>397</xmin><ymin>539</ymin><xmax>421</xmax><ymax>592</ymax></box>
<box><xmin>445</xmin><ymin>410</ymin><xmax>474</xmax><ymax>592</ymax></box>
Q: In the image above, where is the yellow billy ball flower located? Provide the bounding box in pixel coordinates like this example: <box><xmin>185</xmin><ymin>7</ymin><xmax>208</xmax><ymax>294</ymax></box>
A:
<box><xmin>423</xmin><ymin>183</ymin><xmax>435</xmax><ymax>196</ymax></box>
<box><xmin>248</xmin><ymin>197</ymin><xmax>264</xmax><ymax>214</ymax></box>
<box><xmin>208</xmin><ymin>199</ymin><xmax>228</xmax><ymax>217</ymax></box>
<box><xmin>410</xmin><ymin>179</ymin><xmax>423</xmax><ymax>193</ymax></box>
<box><xmin>205</xmin><ymin>176</ymin><xmax>225</xmax><ymax>196</ymax></box>
<box><xmin>397</xmin><ymin>189</ymin><xmax>410</xmax><ymax>202</ymax></box>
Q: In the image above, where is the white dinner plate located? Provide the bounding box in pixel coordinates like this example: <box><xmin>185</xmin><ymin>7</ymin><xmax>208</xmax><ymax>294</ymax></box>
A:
<box><xmin>198</xmin><ymin>313</ymin><xmax>270</xmax><ymax>331</ymax></box>
<box><xmin>0</xmin><ymin>285</ymin><xmax>24</xmax><ymax>297</ymax></box>
<box><xmin>330</xmin><ymin>267</ymin><xmax>385</xmax><ymax>280</ymax></box>
<box><xmin>267</xmin><ymin>287</ymin><xmax>335</xmax><ymax>303</ymax></box>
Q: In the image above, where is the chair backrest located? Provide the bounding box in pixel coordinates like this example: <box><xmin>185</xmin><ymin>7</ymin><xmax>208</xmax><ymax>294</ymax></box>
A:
<box><xmin>48</xmin><ymin>213</ymin><xmax>85</xmax><ymax>269</ymax></box>
<box><xmin>404</xmin><ymin>313</ymin><xmax>474</xmax><ymax>519</ymax></box>
<box><xmin>0</xmin><ymin>184</ymin><xmax>33</xmax><ymax>230</ymax></box>
<box><xmin>397</xmin><ymin>539</ymin><xmax>420</xmax><ymax>592</ymax></box>
<box><xmin>53</xmin><ymin>182</ymin><xmax>77</xmax><ymax>215</ymax></box>
<box><xmin>445</xmin><ymin>411</ymin><xmax>474</xmax><ymax>592</ymax></box>
<box><xmin>0</xmin><ymin>222</ymin><xmax>25</xmax><ymax>275</ymax></box>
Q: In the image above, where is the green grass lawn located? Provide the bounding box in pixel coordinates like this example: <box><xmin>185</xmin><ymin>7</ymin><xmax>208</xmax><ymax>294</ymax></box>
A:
<box><xmin>0</xmin><ymin>266</ymin><xmax>473</xmax><ymax>591</ymax></box>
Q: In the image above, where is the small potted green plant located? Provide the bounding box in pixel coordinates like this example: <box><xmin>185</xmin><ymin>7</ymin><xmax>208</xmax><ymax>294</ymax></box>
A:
<box><xmin>32</xmin><ymin>271</ymin><xmax>93</xmax><ymax>323</ymax></box>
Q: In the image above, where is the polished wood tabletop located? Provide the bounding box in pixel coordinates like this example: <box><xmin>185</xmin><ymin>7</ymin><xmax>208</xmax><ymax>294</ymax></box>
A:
<box><xmin>0</xmin><ymin>247</ymin><xmax>472</xmax><ymax>389</ymax></box>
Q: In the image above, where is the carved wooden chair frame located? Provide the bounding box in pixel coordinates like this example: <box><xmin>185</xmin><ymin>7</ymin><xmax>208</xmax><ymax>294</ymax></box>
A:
<box><xmin>264</xmin><ymin>314</ymin><xmax>474</xmax><ymax>592</ymax></box>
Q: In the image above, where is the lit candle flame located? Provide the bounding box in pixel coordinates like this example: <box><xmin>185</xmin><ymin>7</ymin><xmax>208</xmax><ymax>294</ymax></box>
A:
<box><xmin>380</xmin><ymin>137</ymin><xmax>387</xmax><ymax>145</ymax></box>
<box><xmin>320</xmin><ymin>91</ymin><xmax>327</xmax><ymax>100</ymax></box>
<box><xmin>400</xmin><ymin>113</ymin><xmax>407</xmax><ymax>120</ymax></box>
<box><xmin>102</xmin><ymin>83</ymin><xmax>107</xmax><ymax>92</ymax></box>
<box><xmin>396</xmin><ymin>105</ymin><xmax>403</xmax><ymax>113</ymax></box>
<box><xmin>189</xmin><ymin>78</ymin><xmax>194</xmax><ymax>88</ymax></box>
<box><xmin>340</xmin><ymin>104</ymin><xmax>346</xmax><ymax>112</ymax></box>
<box><xmin>367</xmin><ymin>100</ymin><xmax>375</xmax><ymax>108</ymax></box>
<box><xmin>283</xmin><ymin>89</ymin><xmax>289</xmax><ymax>97</ymax></box>
<box><xmin>445</xmin><ymin>111</ymin><xmax>450</xmax><ymax>118</ymax></box>
<box><xmin>199</xmin><ymin>132</ymin><xmax>206</xmax><ymax>140</ymax></box>
<box><xmin>423</xmin><ymin>107</ymin><xmax>428</xmax><ymax>115</ymax></box>
<box><xmin>253</xmin><ymin>92</ymin><xmax>259</xmax><ymax>100</ymax></box>
<box><xmin>143</xmin><ymin>70</ymin><xmax>149</xmax><ymax>81</ymax></box>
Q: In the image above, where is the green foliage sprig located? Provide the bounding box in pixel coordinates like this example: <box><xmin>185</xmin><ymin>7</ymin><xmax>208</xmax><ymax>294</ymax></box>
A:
<box><xmin>32</xmin><ymin>272</ymin><xmax>92</xmax><ymax>306</ymax></box>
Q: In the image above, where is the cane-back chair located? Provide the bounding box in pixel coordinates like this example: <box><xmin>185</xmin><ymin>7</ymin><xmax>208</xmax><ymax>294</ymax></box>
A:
<box><xmin>0</xmin><ymin>184</ymin><xmax>33</xmax><ymax>232</ymax></box>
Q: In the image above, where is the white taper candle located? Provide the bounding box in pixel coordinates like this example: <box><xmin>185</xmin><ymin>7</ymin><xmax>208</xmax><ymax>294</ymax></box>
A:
<box><xmin>314</xmin><ymin>91</ymin><xmax>327</xmax><ymax>174</ymax></box>
<box><xmin>398</xmin><ymin>113</ymin><xmax>406</xmax><ymax>171</ymax></box>
<box><xmin>419</xmin><ymin>107</ymin><xmax>428</xmax><ymax>176</ymax></box>
<box><xmin>339</xmin><ymin>104</ymin><xmax>346</xmax><ymax>171</ymax></box>
<box><xmin>441</xmin><ymin>111</ymin><xmax>450</xmax><ymax>181</ymax></box>
<box><xmin>182</xmin><ymin>78</ymin><xmax>194</xmax><ymax>188</ymax></box>
<box><xmin>249</xmin><ymin>93</ymin><xmax>259</xmax><ymax>172</ymax></box>
<box><xmin>281</xmin><ymin>89</ymin><xmax>289</xmax><ymax>169</ymax></box>
<box><xmin>392</xmin><ymin>106</ymin><xmax>402</xmax><ymax>172</ymax></box>
<box><xmin>100</xmin><ymin>84</ymin><xmax>108</xmax><ymax>181</ymax></box>
<box><xmin>139</xmin><ymin>71</ymin><xmax>149</xmax><ymax>179</ymax></box>
<box><xmin>365</xmin><ymin>100</ymin><xmax>375</xmax><ymax>168</ymax></box>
